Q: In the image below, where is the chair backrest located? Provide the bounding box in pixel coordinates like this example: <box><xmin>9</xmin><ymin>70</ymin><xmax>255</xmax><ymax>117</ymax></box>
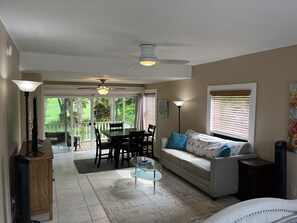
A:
<box><xmin>147</xmin><ymin>124</ymin><xmax>156</xmax><ymax>135</ymax></box>
<box><xmin>109</xmin><ymin>122</ymin><xmax>123</xmax><ymax>131</ymax></box>
<box><xmin>147</xmin><ymin>124</ymin><xmax>156</xmax><ymax>139</ymax></box>
<box><xmin>94</xmin><ymin>127</ymin><xmax>102</xmax><ymax>147</ymax></box>
<box><xmin>128</xmin><ymin>130</ymin><xmax>145</xmax><ymax>149</ymax></box>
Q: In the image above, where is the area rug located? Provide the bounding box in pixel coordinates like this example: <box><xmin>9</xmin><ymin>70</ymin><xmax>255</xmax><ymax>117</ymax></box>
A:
<box><xmin>74</xmin><ymin>158</ymin><xmax>129</xmax><ymax>174</ymax></box>
<box><xmin>87</xmin><ymin>169</ymin><xmax>224</xmax><ymax>223</ymax></box>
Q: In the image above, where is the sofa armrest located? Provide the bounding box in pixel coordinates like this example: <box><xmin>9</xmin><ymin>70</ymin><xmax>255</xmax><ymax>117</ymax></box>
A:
<box><xmin>161</xmin><ymin>137</ymin><xmax>169</xmax><ymax>149</ymax></box>
<box><xmin>209</xmin><ymin>153</ymin><xmax>257</xmax><ymax>198</ymax></box>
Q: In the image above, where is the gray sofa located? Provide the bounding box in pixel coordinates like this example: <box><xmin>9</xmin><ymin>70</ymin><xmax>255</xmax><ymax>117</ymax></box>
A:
<box><xmin>160</xmin><ymin>129</ymin><xmax>257</xmax><ymax>198</ymax></box>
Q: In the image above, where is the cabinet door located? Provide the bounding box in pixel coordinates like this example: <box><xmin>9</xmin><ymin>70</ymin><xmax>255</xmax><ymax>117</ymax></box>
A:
<box><xmin>30</xmin><ymin>159</ymin><xmax>52</xmax><ymax>215</ymax></box>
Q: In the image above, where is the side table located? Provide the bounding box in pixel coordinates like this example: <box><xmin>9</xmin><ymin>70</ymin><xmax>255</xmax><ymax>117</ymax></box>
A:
<box><xmin>238</xmin><ymin>158</ymin><xmax>275</xmax><ymax>200</ymax></box>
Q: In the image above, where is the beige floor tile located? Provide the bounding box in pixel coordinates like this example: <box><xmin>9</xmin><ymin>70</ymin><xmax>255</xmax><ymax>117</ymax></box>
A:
<box><xmin>81</xmin><ymin>185</ymin><xmax>96</xmax><ymax>197</ymax></box>
<box><xmin>84</xmin><ymin>195</ymin><xmax>100</xmax><ymax>206</ymax></box>
<box><xmin>56</xmin><ymin>187</ymin><xmax>83</xmax><ymax>201</ymax></box>
<box><xmin>58</xmin><ymin>207</ymin><xmax>92</xmax><ymax>223</ymax></box>
<box><xmin>57</xmin><ymin>195</ymin><xmax>87</xmax><ymax>212</ymax></box>
<box><xmin>92</xmin><ymin>217</ymin><xmax>111</xmax><ymax>223</ymax></box>
<box><xmin>88</xmin><ymin>204</ymin><xmax>107</xmax><ymax>220</ymax></box>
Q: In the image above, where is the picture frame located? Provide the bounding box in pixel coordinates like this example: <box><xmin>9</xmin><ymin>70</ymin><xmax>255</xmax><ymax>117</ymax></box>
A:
<box><xmin>288</xmin><ymin>83</ymin><xmax>297</xmax><ymax>153</ymax></box>
<box><xmin>159</xmin><ymin>100</ymin><xmax>168</xmax><ymax>118</ymax></box>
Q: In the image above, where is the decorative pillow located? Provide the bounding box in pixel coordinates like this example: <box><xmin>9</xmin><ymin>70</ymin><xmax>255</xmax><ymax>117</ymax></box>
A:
<box><xmin>216</xmin><ymin>144</ymin><xmax>231</xmax><ymax>157</ymax></box>
<box><xmin>186</xmin><ymin>137</ymin><xmax>224</xmax><ymax>159</ymax></box>
<box><xmin>227</xmin><ymin>141</ymin><xmax>253</xmax><ymax>155</ymax></box>
<box><xmin>167</xmin><ymin>132</ymin><xmax>189</xmax><ymax>151</ymax></box>
<box><xmin>184</xmin><ymin>129</ymin><xmax>253</xmax><ymax>157</ymax></box>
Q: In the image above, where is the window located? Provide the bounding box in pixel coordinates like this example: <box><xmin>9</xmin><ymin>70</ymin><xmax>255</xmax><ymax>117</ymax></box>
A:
<box><xmin>143</xmin><ymin>91</ymin><xmax>156</xmax><ymax>130</ymax></box>
<box><xmin>206</xmin><ymin>83</ymin><xmax>257</xmax><ymax>145</ymax></box>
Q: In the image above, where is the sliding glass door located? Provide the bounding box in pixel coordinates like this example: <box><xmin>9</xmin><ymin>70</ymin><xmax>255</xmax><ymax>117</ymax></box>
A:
<box><xmin>44</xmin><ymin>96</ymin><xmax>136</xmax><ymax>153</ymax></box>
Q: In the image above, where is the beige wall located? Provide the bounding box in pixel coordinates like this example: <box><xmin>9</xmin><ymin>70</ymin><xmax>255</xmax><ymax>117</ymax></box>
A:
<box><xmin>146</xmin><ymin>45</ymin><xmax>297</xmax><ymax>198</ymax></box>
<box><xmin>0</xmin><ymin>20</ymin><xmax>21</xmax><ymax>222</ymax></box>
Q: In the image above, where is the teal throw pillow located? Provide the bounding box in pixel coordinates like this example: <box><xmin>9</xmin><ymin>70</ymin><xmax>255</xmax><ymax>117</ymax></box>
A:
<box><xmin>167</xmin><ymin>132</ymin><xmax>188</xmax><ymax>151</ymax></box>
<box><xmin>217</xmin><ymin>144</ymin><xmax>231</xmax><ymax>157</ymax></box>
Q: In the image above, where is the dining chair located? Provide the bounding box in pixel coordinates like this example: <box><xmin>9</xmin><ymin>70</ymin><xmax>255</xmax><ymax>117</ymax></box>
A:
<box><xmin>143</xmin><ymin>124</ymin><xmax>156</xmax><ymax>158</ymax></box>
<box><xmin>121</xmin><ymin>130</ymin><xmax>145</xmax><ymax>167</ymax></box>
<box><xmin>94</xmin><ymin>127</ymin><xmax>114</xmax><ymax>168</ymax></box>
<box><xmin>109</xmin><ymin>122</ymin><xmax>124</xmax><ymax>131</ymax></box>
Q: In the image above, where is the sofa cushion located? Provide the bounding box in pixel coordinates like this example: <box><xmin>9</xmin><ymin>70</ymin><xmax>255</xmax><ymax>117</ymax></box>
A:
<box><xmin>161</xmin><ymin>148</ymin><xmax>191</xmax><ymax>166</ymax></box>
<box><xmin>180</xmin><ymin>158</ymin><xmax>211</xmax><ymax>181</ymax></box>
<box><xmin>167</xmin><ymin>132</ymin><xmax>189</xmax><ymax>150</ymax></box>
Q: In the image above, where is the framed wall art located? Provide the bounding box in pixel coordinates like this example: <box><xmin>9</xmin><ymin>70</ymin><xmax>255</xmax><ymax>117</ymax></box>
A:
<box><xmin>159</xmin><ymin>100</ymin><xmax>168</xmax><ymax>118</ymax></box>
<box><xmin>288</xmin><ymin>83</ymin><xmax>297</xmax><ymax>152</ymax></box>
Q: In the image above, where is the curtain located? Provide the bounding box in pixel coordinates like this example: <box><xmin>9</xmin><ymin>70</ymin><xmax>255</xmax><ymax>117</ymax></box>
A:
<box><xmin>135</xmin><ymin>93</ymin><xmax>143</xmax><ymax>130</ymax></box>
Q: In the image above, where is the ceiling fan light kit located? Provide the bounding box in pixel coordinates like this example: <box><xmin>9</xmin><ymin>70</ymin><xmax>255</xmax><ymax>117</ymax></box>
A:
<box><xmin>137</xmin><ymin>44</ymin><xmax>189</xmax><ymax>66</ymax></box>
<box><xmin>139</xmin><ymin>44</ymin><xmax>158</xmax><ymax>66</ymax></box>
<box><xmin>98</xmin><ymin>85</ymin><xmax>109</xmax><ymax>95</ymax></box>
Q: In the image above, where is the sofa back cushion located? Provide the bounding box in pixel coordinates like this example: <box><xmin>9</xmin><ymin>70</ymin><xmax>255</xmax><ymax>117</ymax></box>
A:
<box><xmin>185</xmin><ymin>129</ymin><xmax>253</xmax><ymax>158</ymax></box>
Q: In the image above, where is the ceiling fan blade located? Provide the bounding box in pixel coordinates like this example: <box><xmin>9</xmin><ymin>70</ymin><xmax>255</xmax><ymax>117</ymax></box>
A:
<box><xmin>158</xmin><ymin>59</ymin><xmax>189</xmax><ymax>65</ymax></box>
<box><xmin>110</xmin><ymin>87</ymin><xmax>127</xmax><ymax>90</ymax></box>
<box><xmin>78</xmin><ymin>87</ymin><xmax>97</xmax><ymax>90</ymax></box>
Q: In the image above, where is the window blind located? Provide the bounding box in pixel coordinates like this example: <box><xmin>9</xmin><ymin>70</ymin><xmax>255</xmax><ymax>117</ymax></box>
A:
<box><xmin>210</xmin><ymin>90</ymin><xmax>251</xmax><ymax>140</ymax></box>
<box><xmin>144</xmin><ymin>93</ymin><xmax>156</xmax><ymax>129</ymax></box>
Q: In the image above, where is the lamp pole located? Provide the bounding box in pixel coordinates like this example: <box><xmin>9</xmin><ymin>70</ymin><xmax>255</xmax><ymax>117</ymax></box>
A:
<box><xmin>173</xmin><ymin>101</ymin><xmax>184</xmax><ymax>134</ymax></box>
<box><xmin>177</xmin><ymin>105</ymin><xmax>181</xmax><ymax>134</ymax></box>
<box><xmin>24</xmin><ymin>92</ymin><xmax>30</xmax><ymax>156</ymax></box>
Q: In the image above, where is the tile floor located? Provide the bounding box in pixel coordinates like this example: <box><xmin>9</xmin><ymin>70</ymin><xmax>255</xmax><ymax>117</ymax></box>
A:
<box><xmin>36</xmin><ymin>149</ymin><xmax>238</xmax><ymax>223</ymax></box>
<box><xmin>41</xmin><ymin>149</ymin><xmax>110</xmax><ymax>223</ymax></box>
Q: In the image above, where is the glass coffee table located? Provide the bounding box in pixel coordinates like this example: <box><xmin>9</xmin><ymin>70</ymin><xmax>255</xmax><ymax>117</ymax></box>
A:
<box><xmin>130</xmin><ymin>156</ymin><xmax>162</xmax><ymax>194</ymax></box>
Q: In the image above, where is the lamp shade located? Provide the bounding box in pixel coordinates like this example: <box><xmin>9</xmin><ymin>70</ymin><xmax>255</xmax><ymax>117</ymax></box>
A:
<box><xmin>98</xmin><ymin>86</ymin><xmax>109</xmax><ymax>95</ymax></box>
<box><xmin>12</xmin><ymin>80</ymin><xmax>42</xmax><ymax>92</ymax></box>
<box><xmin>173</xmin><ymin>101</ymin><xmax>184</xmax><ymax>107</ymax></box>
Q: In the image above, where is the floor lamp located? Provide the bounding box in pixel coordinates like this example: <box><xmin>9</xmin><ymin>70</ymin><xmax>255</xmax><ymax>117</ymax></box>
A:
<box><xmin>173</xmin><ymin>101</ymin><xmax>184</xmax><ymax>134</ymax></box>
<box><xmin>13</xmin><ymin>80</ymin><xmax>42</xmax><ymax>157</ymax></box>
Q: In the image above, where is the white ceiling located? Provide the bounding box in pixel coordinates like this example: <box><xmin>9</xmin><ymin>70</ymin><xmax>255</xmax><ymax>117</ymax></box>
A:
<box><xmin>1</xmin><ymin>0</ymin><xmax>297</xmax><ymax>85</ymax></box>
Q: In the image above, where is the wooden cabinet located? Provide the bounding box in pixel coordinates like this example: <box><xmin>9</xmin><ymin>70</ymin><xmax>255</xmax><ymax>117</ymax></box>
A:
<box><xmin>19</xmin><ymin>139</ymin><xmax>53</xmax><ymax>220</ymax></box>
<box><xmin>238</xmin><ymin>158</ymin><xmax>275</xmax><ymax>201</ymax></box>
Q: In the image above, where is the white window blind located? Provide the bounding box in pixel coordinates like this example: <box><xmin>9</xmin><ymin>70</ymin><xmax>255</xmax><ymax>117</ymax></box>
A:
<box><xmin>210</xmin><ymin>90</ymin><xmax>251</xmax><ymax>140</ymax></box>
<box><xmin>143</xmin><ymin>93</ymin><xmax>156</xmax><ymax>129</ymax></box>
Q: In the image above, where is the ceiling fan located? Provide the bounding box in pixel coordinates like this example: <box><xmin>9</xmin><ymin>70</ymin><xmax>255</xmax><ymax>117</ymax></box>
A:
<box><xmin>136</xmin><ymin>44</ymin><xmax>189</xmax><ymax>66</ymax></box>
<box><xmin>78</xmin><ymin>79</ymin><xmax>126</xmax><ymax>95</ymax></box>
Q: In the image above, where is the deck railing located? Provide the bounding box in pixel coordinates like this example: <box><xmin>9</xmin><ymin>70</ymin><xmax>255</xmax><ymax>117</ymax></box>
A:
<box><xmin>45</xmin><ymin>121</ymin><xmax>134</xmax><ymax>142</ymax></box>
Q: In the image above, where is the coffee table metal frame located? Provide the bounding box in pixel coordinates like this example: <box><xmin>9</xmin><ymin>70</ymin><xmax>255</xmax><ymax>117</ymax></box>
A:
<box><xmin>130</xmin><ymin>156</ymin><xmax>162</xmax><ymax>195</ymax></box>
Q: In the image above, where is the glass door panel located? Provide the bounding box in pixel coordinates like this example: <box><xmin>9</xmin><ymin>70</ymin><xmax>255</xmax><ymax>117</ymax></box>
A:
<box><xmin>124</xmin><ymin>98</ymin><xmax>135</xmax><ymax>128</ymax></box>
<box><xmin>73</xmin><ymin>97</ymin><xmax>91</xmax><ymax>150</ymax></box>
<box><xmin>44</xmin><ymin>97</ymin><xmax>71</xmax><ymax>154</ymax></box>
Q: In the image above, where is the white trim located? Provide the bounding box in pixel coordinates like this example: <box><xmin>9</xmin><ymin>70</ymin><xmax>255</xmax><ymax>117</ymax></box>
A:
<box><xmin>206</xmin><ymin>83</ymin><xmax>257</xmax><ymax>146</ymax></box>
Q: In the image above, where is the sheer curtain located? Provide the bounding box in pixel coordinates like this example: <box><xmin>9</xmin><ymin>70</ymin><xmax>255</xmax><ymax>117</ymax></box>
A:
<box><xmin>135</xmin><ymin>93</ymin><xmax>143</xmax><ymax>130</ymax></box>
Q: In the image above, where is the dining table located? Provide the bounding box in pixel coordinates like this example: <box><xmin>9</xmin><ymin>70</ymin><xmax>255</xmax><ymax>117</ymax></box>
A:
<box><xmin>101</xmin><ymin>128</ymin><xmax>151</xmax><ymax>168</ymax></box>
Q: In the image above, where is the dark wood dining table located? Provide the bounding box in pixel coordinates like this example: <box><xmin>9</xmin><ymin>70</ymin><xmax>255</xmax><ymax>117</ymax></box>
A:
<box><xmin>101</xmin><ymin>128</ymin><xmax>151</xmax><ymax>168</ymax></box>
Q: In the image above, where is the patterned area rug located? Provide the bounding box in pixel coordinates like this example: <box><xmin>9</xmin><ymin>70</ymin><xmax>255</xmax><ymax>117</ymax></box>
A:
<box><xmin>87</xmin><ymin>169</ymin><xmax>232</xmax><ymax>223</ymax></box>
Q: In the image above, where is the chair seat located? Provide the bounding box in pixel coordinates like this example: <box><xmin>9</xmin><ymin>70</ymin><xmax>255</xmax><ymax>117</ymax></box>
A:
<box><xmin>101</xmin><ymin>142</ymin><xmax>113</xmax><ymax>148</ymax></box>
